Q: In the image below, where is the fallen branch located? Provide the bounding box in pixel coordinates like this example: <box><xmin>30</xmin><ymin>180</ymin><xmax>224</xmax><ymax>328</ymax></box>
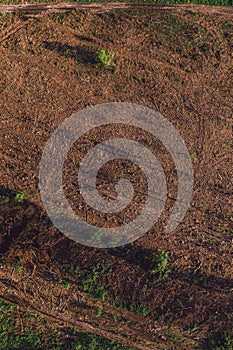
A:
<box><xmin>0</xmin><ymin>2</ymin><xmax>232</xmax><ymax>45</ymax></box>
<box><xmin>0</xmin><ymin>18</ymin><xmax>34</xmax><ymax>44</ymax></box>
<box><xmin>0</xmin><ymin>2</ymin><xmax>232</xmax><ymax>17</ymax></box>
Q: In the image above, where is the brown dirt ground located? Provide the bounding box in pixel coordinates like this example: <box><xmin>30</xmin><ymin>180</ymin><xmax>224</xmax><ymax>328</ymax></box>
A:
<box><xmin>0</xmin><ymin>8</ymin><xmax>233</xmax><ymax>349</ymax></box>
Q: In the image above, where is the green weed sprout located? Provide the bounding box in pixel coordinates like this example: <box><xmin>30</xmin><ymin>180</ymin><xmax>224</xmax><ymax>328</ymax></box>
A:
<box><xmin>149</xmin><ymin>250</ymin><xmax>170</xmax><ymax>282</ymax></box>
<box><xmin>15</xmin><ymin>192</ymin><xmax>25</xmax><ymax>203</ymax></box>
<box><xmin>0</xmin><ymin>195</ymin><xmax>9</xmax><ymax>204</ymax></box>
<box><xmin>96</xmin><ymin>49</ymin><xmax>115</xmax><ymax>69</ymax></box>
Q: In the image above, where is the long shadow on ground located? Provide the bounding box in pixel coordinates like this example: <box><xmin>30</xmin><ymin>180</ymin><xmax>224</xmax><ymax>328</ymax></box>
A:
<box><xmin>0</xmin><ymin>186</ymin><xmax>232</xmax><ymax>336</ymax></box>
<box><xmin>43</xmin><ymin>41</ymin><xmax>97</xmax><ymax>65</ymax></box>
<box><xmin>1</xmin><ymin>185</ymin><xmax>232</xmax><ymax>295</ymax></box>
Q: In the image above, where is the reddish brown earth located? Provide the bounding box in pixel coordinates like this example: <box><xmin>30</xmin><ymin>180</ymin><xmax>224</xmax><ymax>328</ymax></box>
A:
<box><xmin>0</xmin><ymin>8</ymin><xmax>232</xmax><ymax>349</ymax></box>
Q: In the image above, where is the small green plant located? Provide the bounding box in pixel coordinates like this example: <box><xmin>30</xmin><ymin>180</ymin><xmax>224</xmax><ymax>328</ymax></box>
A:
<box><xmin>149</xmin><ymin>250</ymin><xmax>170</xmax><ymax>281</ymax></box>
<box><xmin>95</xmin><ymin>307</ymin><xmax>103</xmax><ymax>318</ymax></box>
<box><xmin>56</xmin><ymin>275</ymin><xmax>71</xmax><ymax>290</ymax></box>
<box><xmin>15</xmin><ymin>265</ymin><xmax>22</xmax><ymax>274</ymax></box>
<box><xmin>13</xmin><ymin>257</ymin><xmax>24</xmax><ymax>274</ymax></box>
<box><xmin>96</xmin><ymin>49</ymin><xmax>115</xmax><ymax>69</ymax></box>
<box><xmin>165</xmin><ymin>329</ymin><xmax>182</xmax><ymax>342</ymax></box>
<box><xmin>81</xmin><ymin>260</ymin><xmax>111</xmax><ymax>301</ymax></box>
<box><xmin>222</xmin><ymin>21</ymin><xmax>233</xmax><ymax>32</ymax></box>
<box><xmin>189</xmin><ymin>294</ymin><xmax>194</xmax><ymax>302</ymax></box>
<box><xmin>15</xmin><ymin>192</ymin><xmax>25</xmax><ymax>203</ymax></box>
<box><xmin>112</xmin><ymin>299</ymin><xmax>150</xmax><ymax>317</ymax></box>
<box><xmin>63</xmin><ymin>281</ymin><xmax>70</xmax><ymax>290</ymax></box>
<box><xmin>69</xmin><ymin>265</ymin><xmax>80</xmax><ymax>276</ymax></box>
<box><xmin>190</xmin><ymin>151</ymin><xmax>197</xmax><ymax>160</ymax></box>
<box><xmin>0</xmin><ymin>195</ymin><xmax>9</xmax><ymax>204</ymax></box>
<box><xmin>186</xmin><ymin>325</ymin><xmax>198</xmax><ymax>333</ymax></box>
<box><xmin>129</xmin><ymin>303</ymin><xmax>151</xmax><ymax>316</ymax></box>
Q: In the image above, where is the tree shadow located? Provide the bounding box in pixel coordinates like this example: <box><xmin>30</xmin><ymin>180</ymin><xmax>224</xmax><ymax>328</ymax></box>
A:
<box><xmin>108</xmin><ymin>244</ymin><xmax>156</xmax><ymax>271</ymax></box>
<box><xmin>109</xmin><ymin>243</ymin><xmax>233</xmax><ymax>294</ymax></box>
<box><xmin>201</xmin><ymin>331</ymin><xmax>232</xmax><ymax>350</ymax></box>
<box><xmin>74</xmin><ymin>34</ymin><xmax>94</xmax><ymax>43</ymax></box>
<box><xmin>0</xmin><ymin>186</ymin><xmax>53</xmax><ymax>256</ymax></box>
<box><xmin>0</xmin><ymin>186</ymin><xmax>98</xmax><ymax>270</ymax></box>
<box><xmin>171</xmin><ymin>269</ymin><xmax>233</xmax><ymax>294</ymax></box>
<box><xmin>43</xmin><ymin>41</ymin><xmax>97</xmax><ymax>65</ymax></box>
<box><xmin>1</xmin><ymin>184</ymin><xmax>232</xmax><ymax>295</ymax></box>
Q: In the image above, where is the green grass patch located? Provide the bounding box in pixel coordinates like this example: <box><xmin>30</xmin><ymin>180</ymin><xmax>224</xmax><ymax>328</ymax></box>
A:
<box><xmin>149</xmin><ymin>250</ymin><xmax>170</xmax><ymax>282</ymax></box>
<box><xmin>112</xmin><ymin>298</ymin><xmax>151</xmax><ymax>317</ymax></box>
<box><xmin>81</xmin><ymin>260</ymin><xmax>111</xmax><ymax>301</ymax></box>
<box><xmin>95</xmin><ymin>49</ymin><xmax>115</xmax><ymax>70</ymax></box>
<box><xmin>15</xmin><ymin>192</ymin><xmax>25</xmax><ymax>203</ymax></box>
<box><xmin>0</xmin><ymin>195</ymin><xmax>9</xmax><ymax>204</ymax></box>
<box><xmin>0</xmin><ymin>299</ymin><xmax>134</xmax><ymax>349</ymax></box>
<box><xmin>0</xmin><ymin>299</ymin><xmax>51</xmax><ymax>350</ymax></box>
<box><xmin>222</xmin><ymin>21</ymin><xmax>233</xmax><ymax>32</ymax></box>
<box><xmin>203</xmin><ymin>332</ymin><xmax>233</xmax><ymax>350</ymax></box>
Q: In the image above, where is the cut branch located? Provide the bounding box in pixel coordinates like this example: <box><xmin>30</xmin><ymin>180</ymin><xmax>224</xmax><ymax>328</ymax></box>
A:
<box><xmin>0</xmin><ymin>2</ymin><xmax>232</xmax><ymax>18</ymax></box>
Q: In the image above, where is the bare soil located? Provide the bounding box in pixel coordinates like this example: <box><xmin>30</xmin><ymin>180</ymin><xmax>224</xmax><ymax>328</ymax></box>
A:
<box><xmin>0</xmin><ymin>8</ymin><xmax>232</xmax><ymax>349</ymax></box>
